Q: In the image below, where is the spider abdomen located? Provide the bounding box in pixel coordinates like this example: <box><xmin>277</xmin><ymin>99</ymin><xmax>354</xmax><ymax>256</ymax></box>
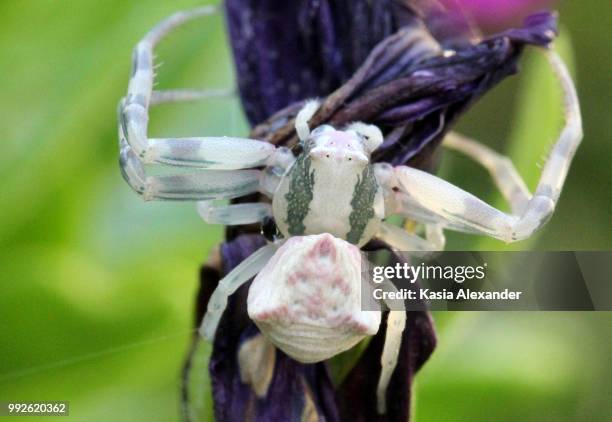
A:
<box><xmin>247</xmin><ymin>234</ymin><xmax>381</xmax><ymax>363</ymax></box>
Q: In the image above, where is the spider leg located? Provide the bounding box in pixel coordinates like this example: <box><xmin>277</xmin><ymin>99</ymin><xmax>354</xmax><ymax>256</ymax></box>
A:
<box><xmin>119</xmin><ymin>136</ymin><xmax>263</xmax><ymax>201</ymax></box>
<box><xmin>200</xmin><ymin>243</ymin><xmax>279</xmax><ymax>340</ymax></box>
<box><xmin>376</xmin><ymin>279</ymin><xmax>407</xmax><ymax>415</ymax></box>
<box><xmin>187</xmin><ymin>142</ymin><xmax>293</xmax><ymax>226</ymax></box>
<box><xmin>149</xmin><ymin>88</ymin><xmax>235</xmax><ymax>106</ymax></box>
<box><xmin>444</xmin><ymin>132</ymin><xmax>531</xmax><ymax>214</ymax></box>
<box><xmin>119</xmin><ymin>124</ymin><xmax>275</xmax><ymax>169</ymax></box>
<box><xmin>425</xmin><ymin>224</ymin><xmax>446</xmax><ymax>251</ymax></box>
<box><xmin>119</xmin><ymin>7</ymin><xmax>281</xmax><ymax>202</ymax></box>
<box><xmin>376</xmin><ymin>222</ymin><xmax>444</xmax><ymax>255</ymax></box>
<box><xmin>197</xmin><ymin>202</ymin><xmax>272</xmax><ymax>225</ymax></box>
<box><xmin>390</xmin><ymin>50</ymin><xmax>581</xmax><ymax>242</ymax></box>
<box><xmin>259</xmin><ymin>146</ymin><xmax>296</xmax><ymax>197</ymax></box>
<box><xmin>376</xmin><ymin>163</ymin><xmax>478</xmax><ymax>234</ymax></box>
<box><xmin>295</xmin><ymin>99</ymin><xmax>321</xmax><ymax>142</ymax></box>
<box><xmin>193</xmin><ymin>143</ymin><xmax>295</xmax><ymax>224</ymax></box>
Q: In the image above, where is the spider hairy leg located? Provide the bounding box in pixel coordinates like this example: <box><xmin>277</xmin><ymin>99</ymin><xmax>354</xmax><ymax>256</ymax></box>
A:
<box><xmin>119</xmin><ymin>6</ymin><xmax>279</xmax><ymax>201</ymax></box>
<box><xmin>122</xmin><ymin>6</ymin><xmax>217</xmax><ymax>155</ymax></box>
<box><xmin>535</xmin><ymin>50</ymin><xmax>583</xmax><ymax>203</ymax></box>
<box><xmin>391</xmin><ymin>50</ymin><xmax>582</xmax><ymax>242</ymax></box>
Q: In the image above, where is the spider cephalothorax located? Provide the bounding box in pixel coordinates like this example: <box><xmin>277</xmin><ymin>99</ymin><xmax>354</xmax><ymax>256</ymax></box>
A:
<box><xmin>119</xmin><ymin>7</ymin><xmax>582</xmax><ymax>415</ymax></box>
<box><xmin>274</xmin><ymin>116</ymin><xmax>385</xmax><ymax>247</ymax></box>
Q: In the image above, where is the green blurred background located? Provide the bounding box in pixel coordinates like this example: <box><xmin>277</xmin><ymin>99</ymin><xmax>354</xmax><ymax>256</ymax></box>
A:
<box><xmin>0</xmin><ymin>1</ymin><xmax>610</xmax><ymax>421</ymax></box>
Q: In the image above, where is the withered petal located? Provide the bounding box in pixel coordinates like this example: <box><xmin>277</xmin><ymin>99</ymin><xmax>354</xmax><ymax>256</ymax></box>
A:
<box><xmin>224</xmin><ymin>0</ymin><xmax>426</xmax><ymax>125</ymax></box>
<box><xmin>233</xmin><ymin>5</ymin><xmax>557</xmax><ymax>170</ymax></box>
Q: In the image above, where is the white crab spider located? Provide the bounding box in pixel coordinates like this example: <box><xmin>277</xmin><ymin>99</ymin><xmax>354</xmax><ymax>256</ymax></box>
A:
<box><xmin>119</xmin><ymin>7</ymin><xmax>582</xmax><ymax>414</ymax></box>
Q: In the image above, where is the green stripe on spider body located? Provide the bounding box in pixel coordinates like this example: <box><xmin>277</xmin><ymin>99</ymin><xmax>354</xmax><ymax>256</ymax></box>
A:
<box><xmin>283</xmin><ymin>143</ymin><xmax>315</xmax><ymax>236</ymax></box>
<box><xmin>346</xmin><ymin>164</ymin><xmax>381</xmax><ymax>245</ymax></box>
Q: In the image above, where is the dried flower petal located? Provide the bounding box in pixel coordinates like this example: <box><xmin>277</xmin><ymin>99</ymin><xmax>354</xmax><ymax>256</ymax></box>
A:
<box><xmin>224</xmin><ymin>0</ymin><xmax>426</xmax><ymax>125</ymax></box>
<box><xmin>248</xmin><ymin>11</ymin><xmax>557</xmax><ymax>169</ymax></box>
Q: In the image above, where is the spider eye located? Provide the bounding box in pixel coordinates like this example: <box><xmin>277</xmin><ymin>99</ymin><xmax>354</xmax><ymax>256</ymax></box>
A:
<box><xmin>311</xmin><ymin>124</ymin><xmax>334</xmax><ymax>137</ymax></box>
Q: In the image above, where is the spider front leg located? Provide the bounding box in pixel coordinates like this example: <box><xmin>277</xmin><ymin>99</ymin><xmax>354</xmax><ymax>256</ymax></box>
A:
<box><xmin>374</xmin><ymin>164</ymin><xmax>447</xmax><ymax>252</ymax></box>
<box><xmin>391</xmin><ymin>50</ymin><xmax>582</xmax><ymax>242</ymax></box>
<box><xmin>119</xmin><ymin>7</ymin><xmax>283</xmax><ymax>201</ymax></box>
<box><xmin>376</xmin><ymin>163</ymin><xmax>481</xmax><ymax>234</ymax></box>
<box><xmin>122</xmin><ymin>6</ymin><xmax>275</xmax><ymax>169</ymax></box>
<box><xmin>119</xmin><ymin>139</ymin><xmax>263</xmax><ymax>201</ymax></box>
